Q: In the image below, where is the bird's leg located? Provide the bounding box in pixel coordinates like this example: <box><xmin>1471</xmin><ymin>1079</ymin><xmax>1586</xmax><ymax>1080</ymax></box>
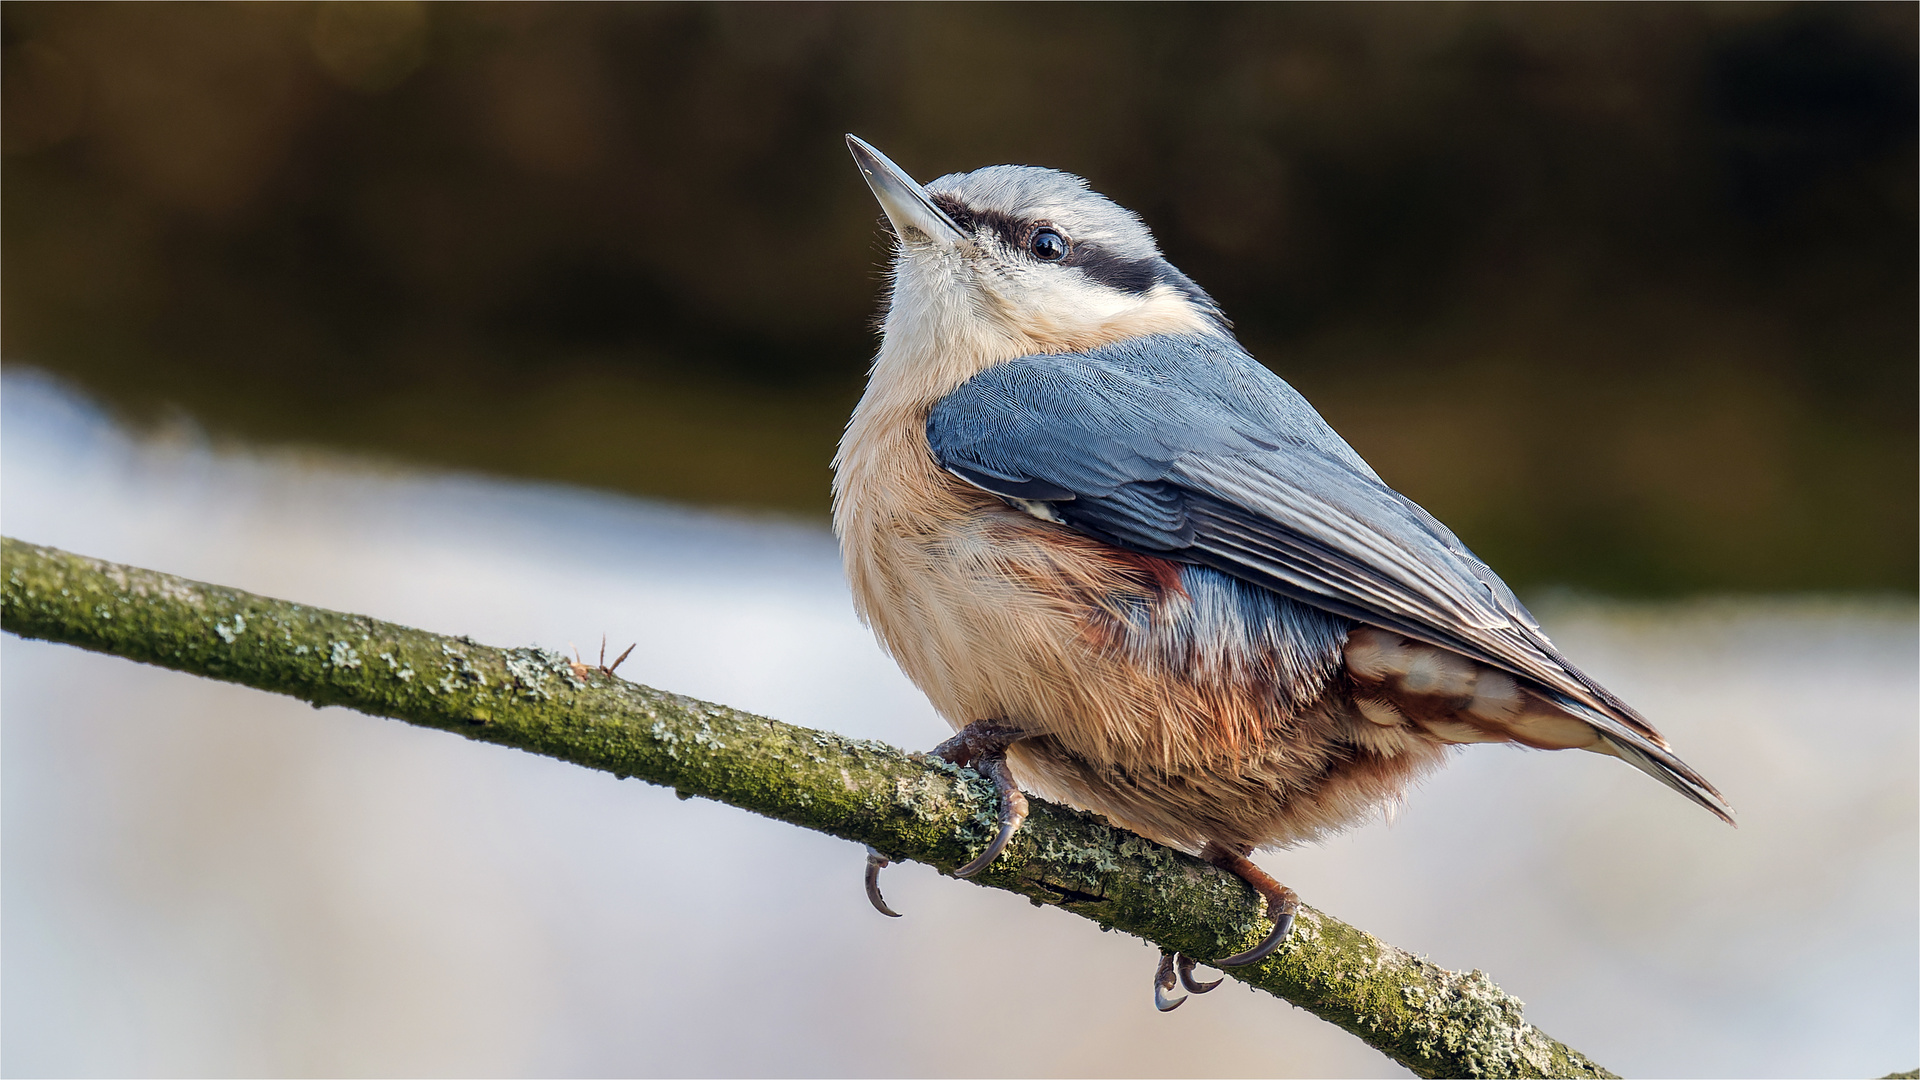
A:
<box><xmin>932</xmin><ymin>721</ymin><xmax>1030</xmax><ymax>878</ymax></box>
<box><xmin>859</xmin><ymin>721</ymin><xmax>1030</xmax><ymax>916</ymax></box>
<box><xmin>1202</xmin><ymin>840</ymin><xmax>1299</xmax><ymax>967</ymax></box>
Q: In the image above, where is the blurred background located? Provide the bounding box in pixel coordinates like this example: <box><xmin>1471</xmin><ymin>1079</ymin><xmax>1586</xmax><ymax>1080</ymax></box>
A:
<box><xmin>3</xmin><ymin>3</ymin><xmax>1915</xmax><ymax>1077</ymax></box>
<box><xmin>4</xmin><ymin>1</ymin><xmax>1913</xmax><ymax>593</ymax></box>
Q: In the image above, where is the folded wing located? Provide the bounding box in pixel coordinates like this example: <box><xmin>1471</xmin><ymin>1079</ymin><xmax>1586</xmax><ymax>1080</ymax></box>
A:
<box><xmin>927</xmin><ymin>333</ymin><xmax>1731</xmax><ymax>822</ymax></box>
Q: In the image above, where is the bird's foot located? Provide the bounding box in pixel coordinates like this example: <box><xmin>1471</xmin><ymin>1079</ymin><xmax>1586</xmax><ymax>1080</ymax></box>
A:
<box><xmin>1153</xmin><ymin>951</ymin><xmax>1223</xmax><ymax>1012</ymax></box>
<box><xmin>932</xmin><ymin>721</ymin><xmax>1030</xmax><ymax>877</ymax></box>
<box><xmin>860</xmin><ymin>720</ymin><xmax>1029</xmax><ymax>916</ymax></box>
<box><xmin>1202</xmin><ymin>841</ymin><xmax>1300</xmax><ymax>967</ymax></box>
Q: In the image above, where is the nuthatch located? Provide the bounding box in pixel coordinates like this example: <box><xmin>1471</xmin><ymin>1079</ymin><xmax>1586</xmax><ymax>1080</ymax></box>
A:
<box><xmin>835</xmin><ymin>135</ymin><xmax>1731</xmax><ymax>1011</ymax></box>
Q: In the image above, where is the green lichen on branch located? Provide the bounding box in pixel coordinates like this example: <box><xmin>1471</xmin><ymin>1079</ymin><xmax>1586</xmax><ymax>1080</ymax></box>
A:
<box><xmin>1</xmin><ymin>536</ymin><xmax>1614</xmax><ymax>1079</ymax></box>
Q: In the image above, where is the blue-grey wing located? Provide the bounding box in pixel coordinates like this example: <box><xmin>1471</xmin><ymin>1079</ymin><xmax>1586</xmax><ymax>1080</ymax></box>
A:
<box><xmin>927</xmin><ymin>333</ymin><xmax>1724</xmax><ymax>815</ymax></box>
<box><xmin>928</xmin><ymin>333</ymin><xmax>1539</xmax><ymax>657</ymax></box>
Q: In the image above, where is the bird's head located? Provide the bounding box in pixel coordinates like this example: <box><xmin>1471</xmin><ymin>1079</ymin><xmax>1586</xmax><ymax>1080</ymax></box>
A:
<box><xmin>847</xmin><ymin>135</ymin><xmax>1228</xmax><ymax>397</ymax></box>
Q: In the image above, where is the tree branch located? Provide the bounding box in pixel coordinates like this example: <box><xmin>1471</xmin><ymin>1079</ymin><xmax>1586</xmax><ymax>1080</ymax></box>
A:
<box><xmin>1</xmin><ymin>536</ymin><xmax>1614</xmax><ymax>1079</ymax></box>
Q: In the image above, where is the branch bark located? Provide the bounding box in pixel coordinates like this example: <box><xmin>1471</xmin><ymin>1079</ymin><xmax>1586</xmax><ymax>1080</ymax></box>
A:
<box><xmin>1</xmin><ymin>536</ymin><xmax>1614</xmax><ymax>1079</ymax></box>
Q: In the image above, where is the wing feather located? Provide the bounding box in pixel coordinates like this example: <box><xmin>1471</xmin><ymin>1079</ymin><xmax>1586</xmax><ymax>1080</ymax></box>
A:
<box><xmin>926</xmin><ymin>333</ymin><xmax>1729</xmax><ymax>820</ymax></box>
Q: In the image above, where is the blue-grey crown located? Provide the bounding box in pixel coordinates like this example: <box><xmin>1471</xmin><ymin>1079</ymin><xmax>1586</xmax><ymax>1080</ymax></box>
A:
<box><xmin>926</xmin><ymin>165</ymin><xmax>1164</xmax><ymax>262</ymax></box>
<box><xmin>926</xmin><ymin>164</ymin><xmax>1224</xmax><ymax>324</ymax></box>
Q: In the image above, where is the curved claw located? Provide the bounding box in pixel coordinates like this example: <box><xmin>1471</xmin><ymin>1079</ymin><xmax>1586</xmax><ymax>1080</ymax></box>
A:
<box><xmin>953</xmin><ymin>759</ymin><xmax>1029</xmax><ymax>879</ymax></box>
<box><xmin>864</xmin><ymin>847</ymin><xmax>902</xmax><ymax>918</ymax></box>
<box><xmin>1215</xmin><ymin>910</ymin><xmax>1295</xmax><ymax>967</ymax></box>
<box><xmin>1177</xmin><ymin>953</ymin><xmax>1223</xmax><ymax>993</ymax></box>
<box><xmin>953</xmin><ymin>795</ymin><xmax>1025</xmax><ymax>877</ymax></box>
<box><xmin>1153</xmin><ymin>952</ymin><xmax>1187</xmax><ymax>1012</ymax></box>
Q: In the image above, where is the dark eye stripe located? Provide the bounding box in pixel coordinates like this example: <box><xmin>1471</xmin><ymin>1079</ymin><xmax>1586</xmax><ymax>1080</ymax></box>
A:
<box><xmin>932</xmin><ymin>194</ymin><xmax>1223</xmax><ymax>311</ymax></box>
<box><xmin>930</xmin><ymin>196</ymin><xmax>1023</xmax><ymax>246</ymax></box>
<box><xmin>1064</xmin><ymin>245</ymin><xmax>1160</xmax><ymax>293</ymax></box>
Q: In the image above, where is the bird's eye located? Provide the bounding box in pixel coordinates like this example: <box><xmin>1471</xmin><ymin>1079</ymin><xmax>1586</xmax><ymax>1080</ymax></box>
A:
<box><xmin>1028</xmin><ymin>227</ymin><xmax>1068</xmax><ymax>262</ymax></box>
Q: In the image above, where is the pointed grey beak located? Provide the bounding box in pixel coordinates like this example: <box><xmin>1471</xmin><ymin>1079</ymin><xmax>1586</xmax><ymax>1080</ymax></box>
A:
<box><xmin>846</xmin><ymin>135</ymin><xmax>967</xmax><ymax>245</ymax></box>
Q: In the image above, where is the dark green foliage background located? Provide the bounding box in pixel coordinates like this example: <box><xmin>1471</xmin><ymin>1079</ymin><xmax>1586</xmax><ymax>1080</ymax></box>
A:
<box><xmin>3</xmin><ymin>2</ymin><xmax>1913</xmax><ymax>594</ymax></box>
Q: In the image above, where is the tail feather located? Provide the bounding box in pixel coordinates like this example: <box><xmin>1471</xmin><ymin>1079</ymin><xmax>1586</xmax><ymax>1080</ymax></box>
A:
<box><xmin>1340</xmin><ymin>625</ymin><xmax>1734</xmax><ymax>824</ymax></box>
<box><xmin>1550</xmin><ymin>692</ymin><xmax>1735</xmax><ymax>825</ymax></box>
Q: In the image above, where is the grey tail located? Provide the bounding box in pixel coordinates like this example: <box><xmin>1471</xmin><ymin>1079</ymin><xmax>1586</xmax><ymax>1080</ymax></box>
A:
<box><xmin>1554</xmin><ymin>692</ymin><xmax>1735</xmax><ymax>826</ymax></box>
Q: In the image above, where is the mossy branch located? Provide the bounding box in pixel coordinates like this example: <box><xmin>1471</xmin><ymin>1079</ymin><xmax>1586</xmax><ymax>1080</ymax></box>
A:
<box><xmin>1</xmin><ymin>536</ymin><xmax>1613</xmax><ymax>1079</ymax></box>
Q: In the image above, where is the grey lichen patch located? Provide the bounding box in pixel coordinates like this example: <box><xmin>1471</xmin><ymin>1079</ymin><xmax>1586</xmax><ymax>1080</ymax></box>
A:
<box><xmin>647</xmin><ymin>719</ymin><xmax>683</xmax><ymax>761</ymax></box>
<box><xmin>123</xmin><ymin>572</ymin><xmax>207</xmax><ymax>607</ymax></box>
<box><xmin>1401</xmin><ymin>967</ymin><xmax>1535</xmax><ymax>1074</ymax></box>
<box><xmin>215</xmin><ymin>613</ymin><xmax>246</xmax><ymax>644</ymax></box>
<box><xmin>1382</xmin><ymin>964</ymin><xmax>1616</xmax><ymax>1079</ymax></box>
<box><xmin>891</xmin><ymin>773</ymin><xmax>961</xmax><ymax>823</ymax></box>
<box><xmin>327</xmin><ymin>639</ymin><xmax>362</xmax><ymax>669</ymax></box>
<box><xmin>1028</xmin><ymin>825</ymin><xmax>1123</xmax><ymax>878</ymax></box>
<box><xmin>439</xmin><ymin>642</ymin><xmax>486</xmax><ymax>689</ymax></box>
<box><xmin>1289</xmin><ymin>906</ymin><xmax>1325</xmax><ymax>944</ymax></box>
<box><xmin>503</xmin><ymin>646</ymin><xmax>580</xmax><ymax>701</ymax></box>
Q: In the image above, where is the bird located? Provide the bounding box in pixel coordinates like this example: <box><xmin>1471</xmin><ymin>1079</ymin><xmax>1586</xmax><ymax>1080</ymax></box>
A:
<box><xmin>833</xmin><ymin>134</ymin><xmax>1731</xmax><ymax>1012</ymax></box>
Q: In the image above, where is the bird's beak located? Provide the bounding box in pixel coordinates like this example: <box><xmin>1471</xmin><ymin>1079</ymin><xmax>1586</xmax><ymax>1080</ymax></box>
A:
<box><xmin>846</xmin><ymin>134</ymin><xmax>967</xmax><ymax>246</ymax></box>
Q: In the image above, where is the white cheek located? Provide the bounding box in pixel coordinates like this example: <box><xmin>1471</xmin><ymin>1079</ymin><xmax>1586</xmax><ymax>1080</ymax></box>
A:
<box><xmin>980</xmin><ymin>265</ymin><xmax>1217</xmax><ymax>350</ymax></box>
<box><xmin>1000</xmin><ymin>270</ymin><xmax>1134</xmax><ymax>324</ymax></box>
<box><xmin>880</xmin><ymin>250</ymin><xmax>1023</xmax><ymax>367</ymax></box>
